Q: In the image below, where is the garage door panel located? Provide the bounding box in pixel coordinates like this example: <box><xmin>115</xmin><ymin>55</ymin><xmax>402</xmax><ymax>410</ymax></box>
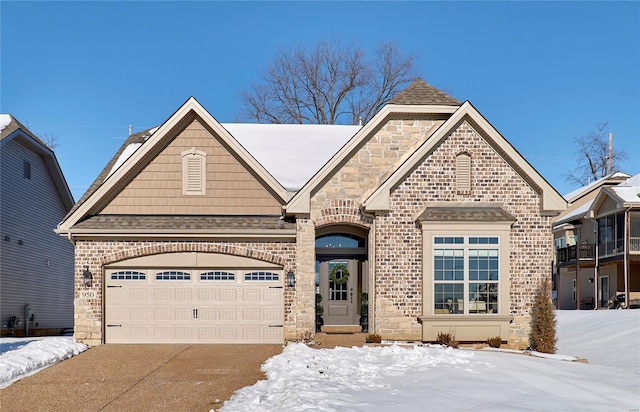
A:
<box><xmin>106</xmin><ymin>266</ymin><xmax>284</xmax><ymax>344</ymax></box>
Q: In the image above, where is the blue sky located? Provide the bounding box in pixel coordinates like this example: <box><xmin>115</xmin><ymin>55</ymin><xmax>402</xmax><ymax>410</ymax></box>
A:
<box><xmin>2</xmin><ymin>1</ymin><xmax>639</xmax><ymax>201</ymax></box>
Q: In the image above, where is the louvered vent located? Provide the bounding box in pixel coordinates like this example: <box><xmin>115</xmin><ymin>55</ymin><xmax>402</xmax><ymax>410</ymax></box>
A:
<box><xmin>182</xmin><ymin>148</ymin><xmax>207</xmax><ymax>195</ymax></box>
<box><xmin>456</xmin><ymin>153</ymin><xmax>471</xmax><ymax>194</ymax></box>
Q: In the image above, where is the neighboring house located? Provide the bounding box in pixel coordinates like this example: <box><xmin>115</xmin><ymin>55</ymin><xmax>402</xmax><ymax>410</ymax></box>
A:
<box><xmin>56</xmin><ymin>79</ymin><xmax>566</xmax><ymax>348</ymax></box>
<box><xmin>0</xmin><ymin>114</ymin><xmax>75</xmax><ymax>336</ymax></box>
<box><xmin>554</xmin><ymin>172</ymin><xmax>640</xmax><ymax>310</ymax></box>
<box><xmin>553</xmin><ymin>172</ymin><xmax>629</xmax><ymax>310</ymax></box>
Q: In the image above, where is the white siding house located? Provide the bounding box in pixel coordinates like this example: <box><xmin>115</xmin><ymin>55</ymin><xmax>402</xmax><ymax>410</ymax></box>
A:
<box><xmin>1</xmin><ymin>114</ymin><xmax>75</xmax><ymax>336</ymax></box>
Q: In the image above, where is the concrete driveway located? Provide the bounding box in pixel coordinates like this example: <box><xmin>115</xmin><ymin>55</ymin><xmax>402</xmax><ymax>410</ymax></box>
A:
<box><xmin>0</xmin><ymin>344</ymin><xmax>282</xmax><ymax>412</ymax></box>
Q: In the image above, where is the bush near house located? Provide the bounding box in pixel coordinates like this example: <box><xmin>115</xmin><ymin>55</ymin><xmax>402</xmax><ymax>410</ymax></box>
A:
<box><xmin>529</xmin><ymin>279</ymin><xmax>557</xmax><ymax>353</ymax></box>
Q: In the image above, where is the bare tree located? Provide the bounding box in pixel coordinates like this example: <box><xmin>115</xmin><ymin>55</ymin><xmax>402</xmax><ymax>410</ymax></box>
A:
<box><xmin>38</xmin><ymin>132</ymin><xmax>59</xmax><ymax>150</ymax></box>
<box><xmin>239</xmin><ymin>38</ymin><xmax>417</xmax><ymax>124</ymax></box>
<box><xmin>566</xmin><ymin>122</ymin><xmax>628</xmax><ymax>187</ymax></box>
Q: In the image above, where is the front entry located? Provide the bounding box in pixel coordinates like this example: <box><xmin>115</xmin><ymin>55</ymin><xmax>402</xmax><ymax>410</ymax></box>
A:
<box><xmin>318</xmin><ymin>260</ymin><xmax>359</xmax><ymax>325</ymax></box>
<box><xmin>315</xmin><ymin>227</ymin><xmax>369</xmax><ymax>328</ymax></box>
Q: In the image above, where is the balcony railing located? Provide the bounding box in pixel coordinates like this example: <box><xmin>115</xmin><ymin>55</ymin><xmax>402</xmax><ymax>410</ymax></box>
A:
<box><xmin>631</xmin><ymin>237</ymin><xmax>640</xmax><ymax>253</ymax></box>
<box><xmin>556</xmin><ymin>244</ymin><xmax>596</xmax><ymax>266</ymax></box>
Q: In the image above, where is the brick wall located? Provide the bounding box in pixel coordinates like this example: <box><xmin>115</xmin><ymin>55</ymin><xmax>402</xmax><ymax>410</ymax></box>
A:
<box><xmin>375</xmin><ymin>120</ymin><xmax>553</xmax><ymax>347</ymax></box>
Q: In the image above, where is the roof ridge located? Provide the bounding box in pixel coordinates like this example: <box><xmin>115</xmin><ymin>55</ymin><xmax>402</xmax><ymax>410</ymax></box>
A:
<box><xmin>388</xmin><ymin>78</ymin><xmax>460</xmax><ymax>106</ymax></box>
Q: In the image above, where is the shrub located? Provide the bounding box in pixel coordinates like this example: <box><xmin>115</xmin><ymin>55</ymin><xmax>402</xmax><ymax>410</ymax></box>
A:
<box><xmin>529</xmin><ymin>279</ymin><xmax>557</xmax><ymax>354</ymax></box>
<box><xmin>436</xmin><ymin>331</ymin><xmax>459</xmax><ymax>349</ymax></box>
<box><xmin>366</xmin><ymin>333</ymin><xmax>382</xmax><ymax>344</ymax></box>
<box><xmin>487</xmin><ymin>336</ymin><xmax>502</xmax><ymax>348</ymax></box>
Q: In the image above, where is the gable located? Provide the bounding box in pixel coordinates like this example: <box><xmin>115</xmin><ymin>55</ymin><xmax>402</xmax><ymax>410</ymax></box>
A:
<box><xmin>309</xmin><ymin>117</ymin><xmax>447</xmax><ymax>209</ymax></box>
<box><xmin>101</xmin><ymin>118</ymin><xmax>282</xmax><ymax>215</ymax></box>
<box><xmin>362</xmin><ymin>102</ymin><xmax>566</xmax><ymax>215</ymax></box>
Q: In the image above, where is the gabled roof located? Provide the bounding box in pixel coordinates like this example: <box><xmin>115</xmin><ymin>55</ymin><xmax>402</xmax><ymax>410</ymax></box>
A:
<box><xmin>563</xmin><ymin>172</ymin><xmax>630</xmax><ymax>202</ymax></box>
<box><xmin>388</xmin><ymin>78</ymin><xmax>460</xmax><ymax>106</ymax></box>
<box><xmin>360</xmin><ymin>101</ymin><xmax>566</xmax><ymax>215</ymax></box>
<box><xmin>58</xmin><ymin>97</ymin><xmax>291</xmax><ymax>232</ymax></box>
<box><xmin>587</xmin><ymin>173</ymin><xmax>640</xmax><ymax>217</ymax></box>
<box><xmin>0</xmin><ymin>114</ymin><xmax>74</xmax><ymax>211</ymax></box>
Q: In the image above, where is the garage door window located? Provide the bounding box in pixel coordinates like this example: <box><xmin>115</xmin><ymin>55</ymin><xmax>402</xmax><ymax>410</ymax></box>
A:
<box><xmin>201</xmin><ymin>271</ymin><xmax>235</xmax><ymax>281</ymax></box>
<box><xmin>156</xmin><ymin>271</ymin><xmax>191</xmax><ymax>280</ymax></box>
<box><xmin>110</xmin><ymin>271</ymin><xmax>146</xmax><ymax>280</ymax></box>
<box><xmin>245</xmin><ymin>271</ymin><xmax>279</xmax><ymax>281</ymax></box>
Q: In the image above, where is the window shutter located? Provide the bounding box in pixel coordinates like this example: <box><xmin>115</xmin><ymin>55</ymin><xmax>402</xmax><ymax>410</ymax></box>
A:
<box><xmin>456</xmin><ymin>153</ymin><xmax>471</xmax><ymax>194</ymax></box>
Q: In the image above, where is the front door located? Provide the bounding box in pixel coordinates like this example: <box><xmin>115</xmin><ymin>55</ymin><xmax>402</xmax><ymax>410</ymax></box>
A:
<box><xmin>320</xmin><ymin>260</ymin><xmax>358</xmax><ymax>325</ymax></box>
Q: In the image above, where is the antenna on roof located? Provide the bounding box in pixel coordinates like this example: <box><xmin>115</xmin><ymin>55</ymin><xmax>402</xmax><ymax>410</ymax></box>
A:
<box><xmin>129</xmin><ymin>125</ymin><xmax>133</xmax><ymax>136</ymax></box>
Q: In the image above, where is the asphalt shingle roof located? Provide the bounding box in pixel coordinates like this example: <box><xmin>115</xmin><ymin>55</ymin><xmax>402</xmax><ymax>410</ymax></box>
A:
<box><xmin>73</xmin><ymin>215</ymin><xmax>296</xmax><ymax>231</ymax></box>
<box><xmin>388</xmin><ymin>78</ymin><xmax>461</xmax><ymax>106</ymax></box>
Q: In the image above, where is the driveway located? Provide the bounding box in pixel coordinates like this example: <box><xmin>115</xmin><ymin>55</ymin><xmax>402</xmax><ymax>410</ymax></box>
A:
<box><xmin>0</xmin><ymin>344</ymin><xmax>282</xmax><ymax>412</ymax></box>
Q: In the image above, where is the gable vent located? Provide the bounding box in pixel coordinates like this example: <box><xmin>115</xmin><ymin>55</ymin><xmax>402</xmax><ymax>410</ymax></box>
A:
<box><xmin>182</xmin><ymin>148</ymin><xmax>207</xmax><ymax>195</ymax></box>
<box><xmin>456</xmin><ymin>152</ymin><xmax>471</xmax><ymax>194</ymax></box>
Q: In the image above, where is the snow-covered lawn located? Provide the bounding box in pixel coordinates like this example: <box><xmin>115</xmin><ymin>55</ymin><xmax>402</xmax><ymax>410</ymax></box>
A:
<box><xmin>0</xmin><ymin>310</ymin><xmax>638</xmax><ymax>411</ymax></box>
<box><xmin>219</xmin><ymin>310</ymin><xmax>640</xmax><ymax>411</ymax></box>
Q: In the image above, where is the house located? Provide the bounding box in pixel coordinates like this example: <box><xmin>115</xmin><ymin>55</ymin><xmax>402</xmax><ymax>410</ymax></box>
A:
<box><xmin>1</xmin><ymin>114</ymin><xmax>75</xmax><ymax>336</ymax></box>
<box><xmin>56</xmin><ymin>79</ymin><xmax>566</xmax><ymax>348</ymax></box>
<box><xmin>553</xmin><ymin>172</ymin><xmax>630</xmax><ymax>310</ymax></box>
<box><xmin>588</xmin><ymin>174</ymin><xmax>640</xmax><ymax>307</ymax></box>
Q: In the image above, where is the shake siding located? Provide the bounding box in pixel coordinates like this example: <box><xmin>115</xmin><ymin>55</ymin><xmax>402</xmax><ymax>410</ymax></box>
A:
<box><xmin>0</xmin><ymin>139</ymin><xmax>74</xmax><ymax>331</ymax></box>
<box><xmin>102</xmin><ymin>119</ymin><xmax>282</xmax><ymax>215</ymax></box>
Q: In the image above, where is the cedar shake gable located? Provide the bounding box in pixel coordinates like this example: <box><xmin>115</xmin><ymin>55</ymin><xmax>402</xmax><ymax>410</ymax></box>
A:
<box><xmin>388</xmin><ymin>78</ymin><xmax>460</xmax><ymax>106</ymax></box>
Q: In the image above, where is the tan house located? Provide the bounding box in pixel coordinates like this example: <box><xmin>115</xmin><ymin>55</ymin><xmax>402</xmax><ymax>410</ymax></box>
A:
<box><xmin>554</xmin><ymin>172</ymin><xmax>640</xmax><ymax>310</ymax></box>
<box><xmin>56</xmin><ymin>79</ymin><xmax>566</xmax><ymax>348</ymax></box>
<box><xmin>1</xmin><ymin>115</ymin><xmax>75</xmax><ymax>336</ymax></box>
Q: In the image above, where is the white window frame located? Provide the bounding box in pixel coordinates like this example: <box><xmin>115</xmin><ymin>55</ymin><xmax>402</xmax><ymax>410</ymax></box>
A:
<box><xmin>181</xmin><ymin>148</ymin><xmax>207</xmax><ymax>195</ymax></box>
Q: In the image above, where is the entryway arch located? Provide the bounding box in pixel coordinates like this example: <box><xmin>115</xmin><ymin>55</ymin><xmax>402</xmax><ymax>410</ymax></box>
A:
<box><xmin>315</xmin><ymin>225</ymin><xmax>369</xmax><ymax>330</ymax></box>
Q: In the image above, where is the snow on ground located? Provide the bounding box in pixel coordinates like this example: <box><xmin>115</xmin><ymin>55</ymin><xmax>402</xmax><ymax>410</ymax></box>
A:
<box><xmin>0</xmin><ymin>337</ymin><xmax>86</xmax><ymax>389</ymax></box>
<box><xmin>219</xmin><ymin>310</ymin><xmax>640</xmax><ymax>412</ymax></box>
<box><xmin>0</xmin><ymin>310</ymin><xmax>637</xmax><ymax>411</ymax></box>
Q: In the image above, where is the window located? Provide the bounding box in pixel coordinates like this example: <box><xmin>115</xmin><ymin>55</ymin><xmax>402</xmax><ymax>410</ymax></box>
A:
<box><xmin>244</xmin><ymin>271</ymin><xmax>279</xmax><ymax>281</ymax></box>
<box><xmin>201</xmin><ymin>271</ymin><xmax>235</xmax><ymax>281</ymax></box>
<box><xmin>181</xmin><ymin>148</ymin><xmax>207</xmax><ymax>195</ymax></box>
<box><xmin>23</xmin><ymin>160</ymin><xmax>31</xmax><ymax>180</ymax></box>
<box><xmin>156</xmin><ymin>271</ymin><xmax>191</xmax><ymax>280</ymax></box>
<box><xmin>110</xmin><ymin>271</ymin><xmax>146</xmax><ymax>280</ymax></box>
<box><xmin>572</xmin><ymin>279</ymin><xmax>577</xmax><ymax>303</ymax></box>
<box><xmin>456</xmin><ymin>152</ymin><xmax>471</xmax><ymax>194</ymax></box>
<box><xmin>432</xmin><ymin>236</ymin><xmax>500</xmax><ymax>314</ymax></box>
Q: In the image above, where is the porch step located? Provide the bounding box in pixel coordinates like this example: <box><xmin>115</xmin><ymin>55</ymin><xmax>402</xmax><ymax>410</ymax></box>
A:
<box><xmin>314</xmin><ymin>332</ymin><xmax>367</xmax><ymax>348</ymax></box>
<box><xmin>320</xmin><ymin>325</ymin><xmax>362</xmax><ymax>334</ymax></box>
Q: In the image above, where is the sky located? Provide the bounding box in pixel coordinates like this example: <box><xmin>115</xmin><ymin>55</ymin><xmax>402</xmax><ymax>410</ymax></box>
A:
<box><xmin>1</xmin><ymin>310</ymin><xmax>638</xmax><ymax>410</ymax></box>
<box><xmin>1</xmin><ymin>1</ymin><xmax>639</xmax><ymax>201</ymax></box>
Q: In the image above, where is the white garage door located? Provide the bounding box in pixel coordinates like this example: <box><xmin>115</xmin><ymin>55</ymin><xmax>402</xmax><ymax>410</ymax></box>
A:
<box><xmin>105</xmin><ymin>268</ymin><xmax>284</xmax><ymax>344</ymax></box>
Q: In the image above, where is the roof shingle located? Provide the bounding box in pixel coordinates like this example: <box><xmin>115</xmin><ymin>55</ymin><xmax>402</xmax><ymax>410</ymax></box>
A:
<box><xmin>388</xmin><ymin>78</ymin><xmax>460</xmax><ymax>106</ymax></box>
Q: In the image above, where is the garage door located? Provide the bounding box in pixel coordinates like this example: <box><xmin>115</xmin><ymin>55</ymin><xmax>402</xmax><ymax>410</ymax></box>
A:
<box><xmin>105</xmin><ymin>268</ymin><xmax>284</xmax><ymax>344</ymax></box>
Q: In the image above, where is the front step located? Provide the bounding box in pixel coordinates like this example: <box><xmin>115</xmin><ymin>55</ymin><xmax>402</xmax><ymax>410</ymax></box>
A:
<box><xmin>320</xmin><ymin>325</ymin><xmax>362</xmax><ymax>334</ymax></box>
<box><xmin>313</xmin><ymin>332</ymin><xmax>367</xmax><ymax>348</ymax></box>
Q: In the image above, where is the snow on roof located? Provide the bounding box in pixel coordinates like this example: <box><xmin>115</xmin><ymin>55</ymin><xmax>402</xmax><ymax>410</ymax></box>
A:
<box><xmin>555</xmin><ymin>199</ymin><xmax>594</xmax><ymax>225</ymax></box>
<box><xmin>0</xmin><ymin>114</ymin><xmax>11</xmax><ymax>133</ymax></box>
<box><xmin>611</xmin><ymin>173</ymin><xmax>640</xmax><ymax>203</ymax></box>
<box><xmin>563</xmin><ymin>172</ymin><xmax>630</xmax><ymax>202</ymax></box>
<box><xmin>105</xmin><ymin>143</ymin><xmax>143</xmax><ymax>180</ymax></box>
<box><xmin>222</xmin><ymin>123</ymin><xmax>361</xmax><ymax>191</ymax></box>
